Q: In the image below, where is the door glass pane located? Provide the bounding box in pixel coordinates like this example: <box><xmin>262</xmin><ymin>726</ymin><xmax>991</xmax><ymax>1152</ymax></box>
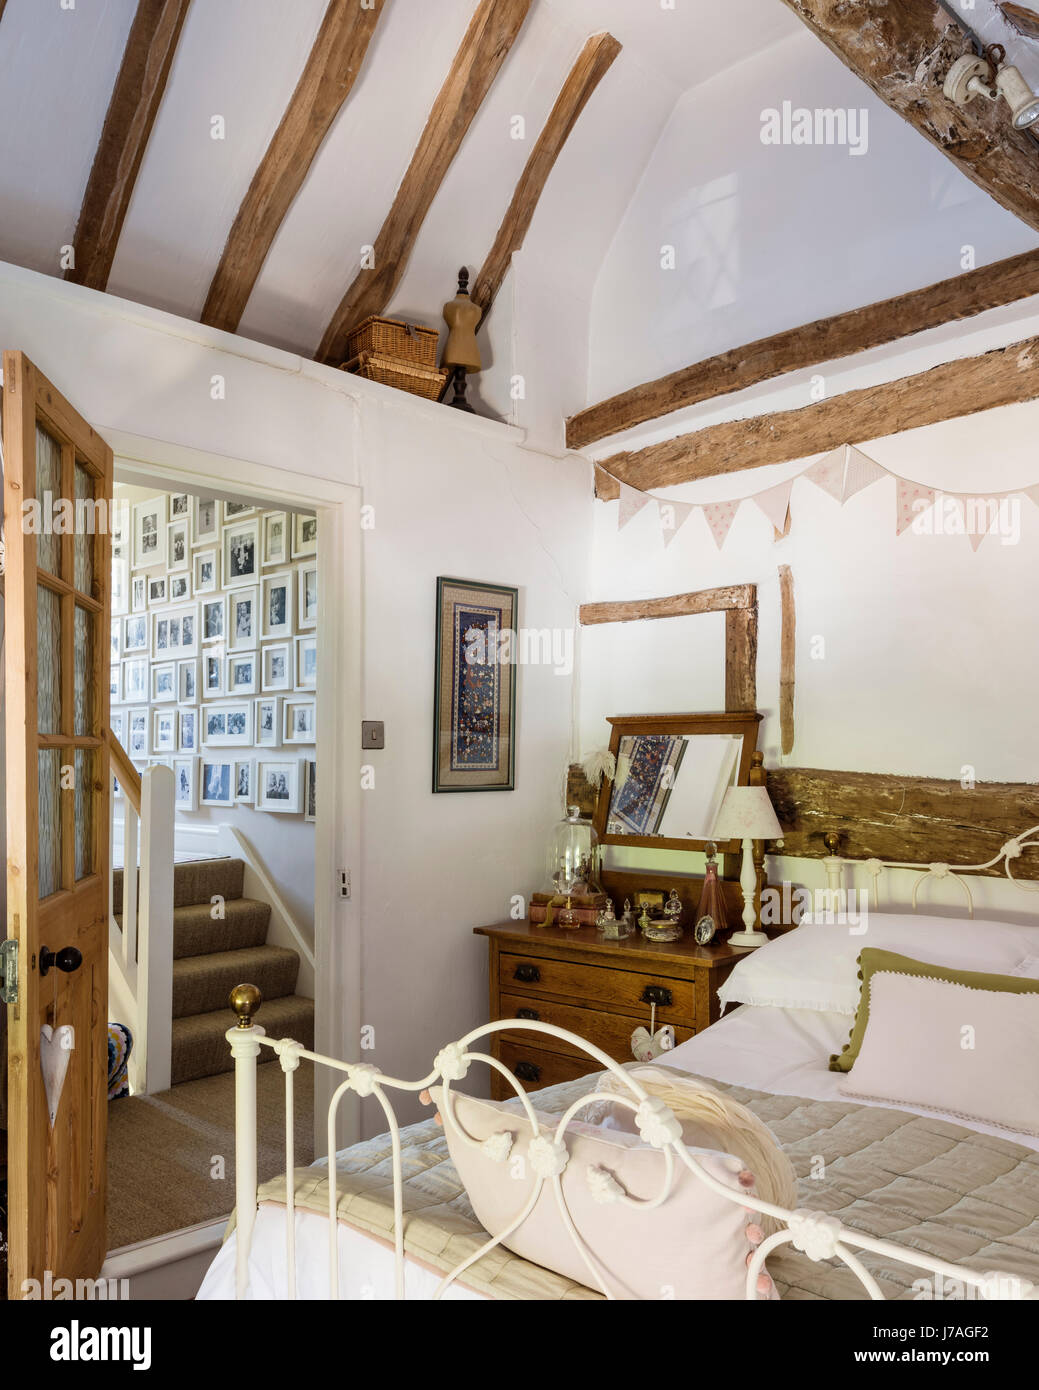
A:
<box><xmin>37</xmin><ymin>583</ymin><xmax>62</xmax><ymax>734</ymax></box>
<box><xmin>74</xmin><ymin>748</ymin><xmax>95</xmax><ymax>881</ymax></box>
<box><xmin>74</xmin><ymin>604</ymin><xmax>94</xmax><ymax>735</ymax></box>
<box><xmin>38</xmin><ymin>749</ymin><xmax>62</xmax><ymax>899</ymax></box>
<box><xmin>35</xmin><ymin>425</ymin><xmax>62</xmax><ymax>578</ymax></box>
<box><xmin>74</xmin><ymin>463</ymin><xmax>95</xmax><ymax>595</ymax></box>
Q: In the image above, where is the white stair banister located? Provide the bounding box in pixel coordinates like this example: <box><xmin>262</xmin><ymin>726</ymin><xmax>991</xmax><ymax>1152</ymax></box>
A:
<box><xmin>136</xmin><ymin>763</ymin><xmax>175</xmax><ymax>1094</ymax></box>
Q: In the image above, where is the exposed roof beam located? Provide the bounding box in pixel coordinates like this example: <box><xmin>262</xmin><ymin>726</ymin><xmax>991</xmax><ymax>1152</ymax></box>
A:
<box><xmin>201</xmin><ymin>0</ymin><xmax>386</xmax><ymax>334</ymax></box>
<box><xmin>1000</xmin><ymin>3</ymin><xmax>1039</xmax><ymax>41</ymax></box>
<box><xmin>568</xmin><ymin>245</ymin><xmax>1039</xmax><ymax>450</ymax></box>
<box><xmin>594</xmin><ymin>333</ymin><xmax>1039</xmax><ymax>498</ymax></box>
<box><xmin>471</xmin><ymin>31</ymin><xmax>621</xmax><ymax>319</ymax></box>
<box><xmin>65</xmin><ymin>0</ymin><xmax>191</xmax><ymax>292</ymax></box>
<box><xmin>778</xmin><ymin>1</ymin><xmax>1039</xmax><ymax>232</ymax></box>
<box><xmin>317</xmin><ymin>0</ymin><xmax>533</xmax><ymax>364</ymax></box>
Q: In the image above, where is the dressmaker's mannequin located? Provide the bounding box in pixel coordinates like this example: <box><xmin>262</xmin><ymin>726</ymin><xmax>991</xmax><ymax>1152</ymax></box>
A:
<box><xmin>441</xmin><ymin>267</ymin><xmax>482</xmax><ymax>411</ymax></box>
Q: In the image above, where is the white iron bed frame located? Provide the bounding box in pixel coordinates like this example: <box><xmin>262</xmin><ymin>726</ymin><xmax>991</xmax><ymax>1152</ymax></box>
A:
<box><xmin>223</xmin><ymin>829</ymin><xmax>1039</xmax><ymax>1303</ymax></box>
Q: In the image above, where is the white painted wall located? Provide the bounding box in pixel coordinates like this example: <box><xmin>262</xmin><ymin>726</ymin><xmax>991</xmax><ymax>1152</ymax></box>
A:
<box><xmin>0</xmin><ymin>261</ymin><xmax>589</xmax><ymax>1131</ymax></box>
<box><xmin>587</xmin><ymin>26</ymin><xmax>1039</xmax><ymax>405</ymax></box>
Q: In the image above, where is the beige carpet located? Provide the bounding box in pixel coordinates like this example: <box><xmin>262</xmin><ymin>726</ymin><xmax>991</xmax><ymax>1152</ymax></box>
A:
<box><xmin>107</xmin><ymin>1059</ymin><xmax>314</xmax><ymax>1251</ymax></box>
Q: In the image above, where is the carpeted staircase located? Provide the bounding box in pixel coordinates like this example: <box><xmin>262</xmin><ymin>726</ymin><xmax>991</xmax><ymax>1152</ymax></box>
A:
<box><xmin>113</xmin><ymin>857</ymin><xmax>314</xmax><ymax>1085</ymax></box>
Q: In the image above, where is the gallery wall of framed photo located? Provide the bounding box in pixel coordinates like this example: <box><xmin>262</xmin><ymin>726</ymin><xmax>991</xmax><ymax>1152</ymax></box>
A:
<box><xmin>111</xmin><ymin>485</ymin><xmax>319</xmax><ymax>845</ymax></box>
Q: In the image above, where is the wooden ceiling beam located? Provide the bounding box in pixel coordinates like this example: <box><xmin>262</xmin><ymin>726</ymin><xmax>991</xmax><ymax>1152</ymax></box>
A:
<box><xmin>470</xmin><ymin>31</ymin><xmax>621</xmax><ymax>320</ymax></box>
<box><xmin>317</xmin><ymin>0</ymin><xmax>532</xmax><ymax>365</ymax></box>
<box><xmin>779</xmin><ymin>1</ymin><xmax>1039</xmax><ymax>232</ymax></box>
<box><xmin>594</xmin><ymin>333</ymin><xmax>1039</xmax><ymax>498</ymax></box>
<box><xmin>568</xmin><ymin>246</ymin><xmax>1039</xmax><ymax>451</ymax></box>
<box><xmin>201</xmin><ymin>0</ymin><xmax>386</xmax><ymax>334</ymax></box>
<box><xmin>1000</xmin><ymin>3</ymin><xmax>1039</xmax><ymax>41</ymax></box>
<box><xmin>65</xmin><ymin>0</ymin><xmax>191</xmax><ymax>292</ymax></box>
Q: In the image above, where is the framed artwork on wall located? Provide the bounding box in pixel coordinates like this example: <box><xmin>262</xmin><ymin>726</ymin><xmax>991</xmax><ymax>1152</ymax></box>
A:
<box><xmin>179</xmin><ymin>707</ymin><xmax>198</xmax><ymax>752</ymax></box>
<box><xmin>261</xmin><ymin>571</ymin><xmax>293</xmax><ymax>640</ymax></box>
<box><xmin>261</xmin><ymin>642</ymin><xmax>291</xmax><ymax>692</ymax></box>
<box><xmin>223</xmin><ymin>517</ymin><xmax>260</xmax><ymax>587</ymax></box>
<box><xmin>152</xmin><ymin>662</ymin><xmax>176</xmax><ymax>703</ymax></box>
<box><xmin>127</xmin><ymin>708</ymin><xmax>149</xmax><ymax>758</ymax></box>
<box><xmin>133</xmin><ymin>496</ymin><xmax>167</xmax><ymax>569</ymax></box>
<box><xmin>153</xmin><ymin>708</ymin><xmax>177</xmax><ymax>754</ymax></box>
<box><xmin>256</xmin><ymin>758</ymin><xmax>302</xmax><ymax>813</ymax></box>
<box><xmin>148</xmin><ymin>575</ymin><xmax>168</xmax><ymax>606</ymax></box>
<box><xmin>170</xmin><ymin>492</ymin><xmax>191</xmax><ymax>525</ymax></box>
<box><xmin>227</xmin><ymin>652</ymin><xmax>258</xmax><ymax>696</ymax></box>
<box><xmin>194</xmin><ymin>548</ymin><xmax>218</xmax><ymax>594</ymax></box>
<box><xmin>227</xmin><ymin>586</ymin><xmax>259</xmax><ymax>651</ymax></box>
<box><xmin>169</xmin><ymin>572</ymin><xmax>191</xmax><ymax>602</ymax></box>
<box><xmin>234</xmin><ymin>759</ymin><xmax>254</xmax><ymax>804</ymax></box>
<box><xmin>152</xmin><ymin>603</ymin><xmax>199</xmax><ymax>660</ymax></box>
<box><xmin>178</xmin><ymin>657</ymin><xmax>199</xmax><ymax>703</ymax></box>
<box><xmin>110</xmin><ymin>710</ymin><xmax>125</xmax><ymax>749</ymax></box>
<box><xmin>297</xmin><ymin>563</ymin><xmax>317</xmax><ymax>628</ymax></box>
<box><xmin>292</xmin><ymin>512</ymin><xmax>317</xmax><ymax>559</ymax></box>
<box><xmin>203</xmin><ymin>701</ymin><xmax>253</xmax><ymax>747</ymax></box>
<box><xmin>203</xmin><ymin>652</ymin><xmax>224</xmax><ymax>698</ymax></box>
<box><xmin>194</xmin><ymin>497</ymin><xmax>219</xmax><ymax>547</ymax></box>
<box><xmin>110</xmin><ymin>617</ymin><xmax>121</xmax><ymax>662</ymax></box>
<box><xmin>223</xmin><ymin>501</ymin><xmax>254</xmax><ymax>521</ymax></box>
<box><xmin>167</xmin><ymin>517</ymin><xmax>190</xmax><ymax>571</ymax></box>
<box><xmin>200</xmin><ymin>759</ymin><xmax>234</xmax><ymax>807</ymax></box>
<box><xmin>262</xmin><ymin>512</ymin><xmax>289</xmax><ymax>568</ymax></box>
<box><xmin>255</xmin><ymin>696</ymin><xmax>280</xmax><ymax>747</ymax></box>
<box><xmin>131</xmin><ymin>574</ymin><xmax>147</xmax><ymax>613</ymax></box>
<box><xmin>123</xmin><ymin>656</ymin><xmax>148</xmax><ymax>703</ymax></box>
<box><xmin>202</xmin><ymin>595</ymin><xmax>226</xmax><ymax>644</ymax></box>
<box><xmin>283</xmin><ymin>697</ymin><xmax>315</xmax><ymax>744</ymax></box>
<box><xmin>295</xmin><ymin>634</ymin><xmax>316</xmax><ymax>690</ymax></box>
<box><xmin>112</xmin><ymin>557</ymin><xmax>128</xmax><ymax>615</ymax></box>
<box><xmin>304</xmin><ymin>759</ymin><xmax>316</xmax><ymax>823</ymax></box>
<box><xmin>433</xmin><ymin>576</ymin><xmax>517</xmax><ymax>793</ymax></box>
<box><xmin>123</xmin><ymin>614</ymin><xmax>149</xmax><ymax>653</ymax></box>
<box><xmin>173</xmin><ymin>757</ymin><xmax>199</xmax><ymax>812</ymax></box>
<box><xmin>110</xmin><ymin>666</ymin><xmax>121</xmax><ymax>704</ymax></box>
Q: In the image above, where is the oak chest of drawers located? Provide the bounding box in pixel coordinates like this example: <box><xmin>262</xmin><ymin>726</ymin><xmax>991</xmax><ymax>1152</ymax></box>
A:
<box><xmin>474</xmin><ymin>920</ymin><xmax>743</xmax><ymax>1099</ymax></box>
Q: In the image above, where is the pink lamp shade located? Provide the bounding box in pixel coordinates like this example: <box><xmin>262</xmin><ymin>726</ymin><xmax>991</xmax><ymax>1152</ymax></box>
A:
<box><xmin>713</xmin><ymin>785</ymin><xmax>782</xmax><ymax>841</ymax></box>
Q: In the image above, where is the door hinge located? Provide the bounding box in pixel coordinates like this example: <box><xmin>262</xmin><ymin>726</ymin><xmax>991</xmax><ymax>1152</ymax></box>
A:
<box><xmin>1</xmin><ymin>938</ymin><xmax>18</xmax><ymax>1004</ymax></box>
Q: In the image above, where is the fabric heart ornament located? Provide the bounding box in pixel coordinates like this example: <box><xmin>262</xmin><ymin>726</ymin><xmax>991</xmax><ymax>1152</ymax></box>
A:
<box><xmin>631</xmin><ymin>1024</ymin><xmax>676</xmax><ymax>1062</ymax></box>
<box><xmin>40</xmin><ymin>1024</ymin><xmax>75</xmax><ymax>1127</ymax></box>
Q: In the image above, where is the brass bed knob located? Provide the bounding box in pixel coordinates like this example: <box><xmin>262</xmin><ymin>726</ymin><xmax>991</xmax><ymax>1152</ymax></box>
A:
<box><xmin>229</xmin><ymin>982</ymin><xmax>263</xmax><ymax>1028</ymax></box>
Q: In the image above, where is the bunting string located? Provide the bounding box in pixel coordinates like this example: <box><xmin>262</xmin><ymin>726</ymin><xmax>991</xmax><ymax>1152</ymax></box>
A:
<box><xmin>608</xmin><ymin>443</ymin><xmax>1036</xmax><ymax>552</ymax></box>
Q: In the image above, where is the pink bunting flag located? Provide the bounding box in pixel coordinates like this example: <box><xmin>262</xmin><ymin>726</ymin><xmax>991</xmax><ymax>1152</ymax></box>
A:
<box><xmin>804</xmin><ymin>446</ymin><xmax>846</xmax><ymax>502</ymax></box>
<box><xmin>751</xmin><ymin>478</ymin><xmax>793</xmax><ymax>534</ymax></box>
<box><xmin>841</xmin><ymin>446</ymin><xmax>887</xmax><ymax>501</ymax></box>
<box><xmin>618</xmin><ymin>481</ymin><xmax>652</xmax><ymax>530</ymax></box>
<box><xmin>958</xmin><ymin>495</ymin><xmax>998</xmax><ymax>552</ymax></box>
<box><xmin>658</xmin><ymin>500</ymin><xmax>696</xmax><ymax>547</ymax></box>
<box><xmin>895</xmin><ymin>477</ymin><xmax>935</xmax><ymax>536</ymax></box>
<box><xmin>703</xmin><ymin>498</ymin><xmax>740</xmax><ymax>549</ymax></box>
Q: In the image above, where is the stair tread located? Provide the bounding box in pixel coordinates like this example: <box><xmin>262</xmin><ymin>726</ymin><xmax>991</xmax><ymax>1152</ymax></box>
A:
<box><xmin>171</xmin><ymin>995</ymin><xmax>314</xmax><ymax>1085</ymax></box>
<box><xmin>171</xmin><ymin>945</ymin><xmax>301</xmax><ymax>1019</ymax></box>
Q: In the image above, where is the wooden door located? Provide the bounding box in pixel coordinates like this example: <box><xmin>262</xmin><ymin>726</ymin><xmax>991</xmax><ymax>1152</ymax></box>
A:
<box><xmin>2</xmin><ymin>352</ymin><xmax>113</xmax><ymax>1297</ymax></box>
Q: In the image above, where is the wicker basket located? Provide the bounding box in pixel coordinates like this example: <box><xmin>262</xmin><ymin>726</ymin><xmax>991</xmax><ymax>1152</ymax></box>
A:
<box><xmin>342</xmin><ymin>351</ymin><xmax>448</xmax><ymax>402</ymax></box>
<box><xmin>345</xmin><ymin>315</ymin><xmax>439</xmax><ymax>368</ymax></box>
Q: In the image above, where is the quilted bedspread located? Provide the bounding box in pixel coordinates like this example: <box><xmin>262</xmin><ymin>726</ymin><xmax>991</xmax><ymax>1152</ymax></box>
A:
<box><xmin>253</xmin><ymin>1072</ymin><xmax>1039</xmax><ymax>1300</ymax></box>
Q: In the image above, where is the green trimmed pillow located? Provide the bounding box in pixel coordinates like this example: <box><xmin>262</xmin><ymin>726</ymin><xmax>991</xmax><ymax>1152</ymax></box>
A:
<box><xmin>828</xmin><ymin>948</ymin><xmax>1039</xmax><ymax>1073</ymax></box>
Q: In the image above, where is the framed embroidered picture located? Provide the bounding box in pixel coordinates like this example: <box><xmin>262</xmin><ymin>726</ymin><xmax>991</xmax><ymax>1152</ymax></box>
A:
<box><xmin>433</xmin><ymin>577</ymin><xmax>517</xmax><ymax>793</ymax></box>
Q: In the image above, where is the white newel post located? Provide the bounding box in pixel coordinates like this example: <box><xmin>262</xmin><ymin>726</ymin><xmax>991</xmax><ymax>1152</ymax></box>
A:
<box><xmin>138</xmin><ymin>764</ymin><xmax>175</xmax><ymax>1093</ymax></box>
<box><xmin>228</xmin><ymin>1019</ymin><xmax>264</xmax><ymax>1300</ymax></box>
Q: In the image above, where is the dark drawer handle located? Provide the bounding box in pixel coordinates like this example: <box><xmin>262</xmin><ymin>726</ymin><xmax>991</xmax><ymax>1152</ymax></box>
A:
<box><xmin>641</xmin><ymin>985</ymin><xmax>673</xmax><ymax>1007</ymax></box>
<box><xmin>516</xmin><ymin>1007</ymin><xmax>540</xmax><ymax>1021</ymax></box>
<box><xmin>513</xmin><ymin>964</ymin><xmax>540</xmax><ymax>983</ymax></box>
<box><xmin>514</xmin><ymin>1061</ymin><xmax>541</xmax><ymax>1083</ymax></box>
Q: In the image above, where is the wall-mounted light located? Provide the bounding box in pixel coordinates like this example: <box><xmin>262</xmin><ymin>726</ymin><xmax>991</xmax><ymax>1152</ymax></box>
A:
<box><xmin>944</xmin><ymin>43</ymin><xmax>1039</xmax><ymax>131</ymax></box>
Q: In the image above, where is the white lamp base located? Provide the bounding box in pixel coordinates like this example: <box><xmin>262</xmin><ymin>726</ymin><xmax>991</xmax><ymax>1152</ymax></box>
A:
<box><xmin>728</xmin><ymin>929</ymin><xmax>769</xmax><ymax>949</ymax></box>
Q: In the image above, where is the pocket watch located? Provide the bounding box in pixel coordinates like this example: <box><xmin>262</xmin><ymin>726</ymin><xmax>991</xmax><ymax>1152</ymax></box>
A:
<box><xmin>694</xmin><ymin>915</ymin><xmax>716</xmax><ymax>946</ymax></box>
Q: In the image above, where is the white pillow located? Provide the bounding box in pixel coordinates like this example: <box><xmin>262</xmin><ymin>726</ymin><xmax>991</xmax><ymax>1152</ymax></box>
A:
<box><xmin>839</xmin><ymin>971</ymin><xmax>1039</xmax><ymax>1136</ymax></box>
<box><xmin>717</xmin><ymin>914</ymin><xmax>1039</xmax><ymax>1016</ymax></box>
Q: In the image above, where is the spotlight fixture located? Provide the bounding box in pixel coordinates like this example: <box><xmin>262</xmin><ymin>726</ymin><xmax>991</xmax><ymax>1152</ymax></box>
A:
<box><xmin>944</xmin><ymin>43</ymin><xmax>1039</xmax><ymax>131</ymax></box>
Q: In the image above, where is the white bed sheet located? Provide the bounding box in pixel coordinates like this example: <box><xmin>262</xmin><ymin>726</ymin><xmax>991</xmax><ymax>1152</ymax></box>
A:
<box><xmin>198</xmin><ymin>1000</ymin><xmax>1039</xmax><ymax>1299</ymax></box>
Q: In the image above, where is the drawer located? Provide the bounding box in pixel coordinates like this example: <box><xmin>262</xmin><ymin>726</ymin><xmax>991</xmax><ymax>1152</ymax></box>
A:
<box><xmin>493</xmin><ymin>1041</ymin><xmax>596</xmax><ymax>1098</ymax></box>
<box><xmin>499</xmin><ymin>992</ymin><xmax>693</xmax><ymax>1065</ymax></box>
<box><xmin>499</xmin><ymin>951</ymin><xmax>694</xmax><ymax>1023</ymax></box>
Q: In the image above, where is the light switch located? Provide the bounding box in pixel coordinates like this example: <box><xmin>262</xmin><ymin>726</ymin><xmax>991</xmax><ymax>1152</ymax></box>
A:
<box><xmin>361</xmin><ymin>721</ymin><xmax>385</xmax><ymax>749</ymax></box>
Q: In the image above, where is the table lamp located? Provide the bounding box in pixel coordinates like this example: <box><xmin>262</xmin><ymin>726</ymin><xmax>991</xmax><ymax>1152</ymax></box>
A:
<box><xmin>712</xmin><ymin>785</ymin><xmax>782</xmax><ymax>948</ymax></box>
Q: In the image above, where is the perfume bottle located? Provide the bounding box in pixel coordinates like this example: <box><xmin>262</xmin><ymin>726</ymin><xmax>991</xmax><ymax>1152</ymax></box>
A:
<box><xmin>694</xmin><ymin>842</ymin><xmax>729</xmax><ymax>945</ymax></box>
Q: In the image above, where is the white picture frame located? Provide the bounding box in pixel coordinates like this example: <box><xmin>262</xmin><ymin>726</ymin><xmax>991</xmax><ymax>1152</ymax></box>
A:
<box><xmin>169</xmin><ymin>491</ymin><xmax>191</xmax><ymax>524</ymax></box>
<box><xmin>177</xmin><ymin>657</ymin><xmax>199</xmax><ymax>703</ymax></box>
<box><xmin>110</xmin><ymin>709</ymin><xmax>126</xmax><ymax>748</ymax></box>
<box><xmin>223</xmin><ymin>501</ymin><xmax>255</xmax><ymax>521</ymax></box>
<box><xmin>304</xmin><ymin>759</ymin><xmax>316</xmax><ymax>823</ymax></box>
<box><xmin>261</xmin><ymin>571</ymin><xmax>294</xmax><ymax>641</ymax></box>
<box><xmin>153</xmin><ymin>707</ymin><xmax>178</xmax><ymax>755</ymax></box>
<box><xmin>295</xmin><ymin>634</ymin><xmax>317</xmax><ymax>691</ymax></box>
<box><xmin>234</xmin><ymin>758</ymin><xmax>254</xmax><ymax>805</ymax></box>
<box><xmin>256</xmin><ymin>758</ymin><xmax>302</xmax><ymax>813</ymax></box>
<box><xmin>297</xmin><ymin>563</ymin><xmax>317</xmax><ymax>629</ymax></box>
<box><xmin>179</xmin><ymin>706</ymin><xmax>199</xmax><ymax>753</ymax></box>
<box><xmin>123</xmin><ymin>614</ymin><xmax>149</xmax><ymax>653</ymax></box>
<box><xmin>110</xmin><ymin>665</ymin><xmax>122</xmax><ymax>704</ymax></box>
<box><xmin>291</xmin><ymin>512</ymin><xmax>318</xmax><ymax>559</ymax></box>
<box><xmin>112</xmin><ymin>556</ymin><xmax>129</xmax><ymax>616</ymax></box>
<box><xmin>131</xmin><ymin>574</ymin><xmax>147</xmax><ymax>613</ymax></box>
<box><xmin>151</xmin><ymin>602</ymin><xmax>199</xmax><ymax>660</ymax></box>
<box><xmin>193</xmin><ymin>497</ymin><xmax>219</xmax><ymax>547</ymax></box>
<box><xmin>151</xmin><ymin>662</ymin><xmax>177</xmax><ymax>704</ymax></box>
<box><xmin>202</xmin><ymin>701</ymin><xmax>253</xmax><ymax>748</ymax></box>
<box><xmin>203</xmin><ymin>652</ymin><xmax>224</xmax><ymax>698</ymax></box>
<box><xmin>200</xmin><ymin>759</ymin><xmax>234</xmax><ymax>807</ymax></box>
<box><xmin>227</xmin><ymin>586</ymin><xmax>259</xmax><ymax>651</ymax></box>
<box><xmin>110</xmin><ymin>617</ymin><xmax>121</xmax><ymax>663</ymax></box>
<box><xmin>133</xmin><ymin>496</ymin><xmax>167</xmax><ymax>569</ymax></box>
<box><xmin>169</xmin><ymin>571</ymin><xmax>191</xmax><ymax>602</ymax></box>
<box><xmin>148</xmin><ymin>575</ymin><xmax>168</xmax><ymax>606</ymax></box>
<box><xmin>227</xmin><ymin>651</ymin><xmax>258</xmax><ymax>696</ymax></box>
<box><xmin>173</xmin><ymin>756</ymin><xmax>199</xmax><ymax>811</ymax></box>
<box><xmin>223</xmin><ymin>518</ymin><xmax>260</xmax><ymax>587</ymax></box>
<box><xmin>261</xmin><ymin>642</ymin><xmax>291</xmax><ymax>692</ymax></box>
<box><xmin>262</xmin><ymin>511</ymin><xmax>289</xmax><ymax>568</ymax></box>
<box><xmin>122</xmin><ymin>656</ymin><xmax>149</xmax><ymax>704</ymax></box>
<box><xmin>167</xmin><ymin>517</ymin><xmax>190</xmax><ymax>571</ymax></box>
<box><xmin>201</xmin><ymin>595</ymin><xmax>226</xmax><ymax>645</ymax></box>
<box><xmin>255</xmin><ymin>696</ymin><xmax>280</xmax><ymax>747</ymax></box>
<box><xmin>283</xmin><ymin>697</ymin><xmax>316</xmax><ymax>745</ymax></box>
<box><xmin>127</xmin><ymin>707</ymin><xmax>149</xmax><ymax>758</ymax></box>
<box><xmin>194</xmin><ymin>548</ymin><xmax>218</xmax><ymax>594</ymax></box>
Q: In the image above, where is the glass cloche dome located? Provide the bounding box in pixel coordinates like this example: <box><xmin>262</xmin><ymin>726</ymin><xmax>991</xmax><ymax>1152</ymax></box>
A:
<box><xmin>546</xmin><ymin>805</ymin><xmax>603</xmax><ymax>902</ymax></box>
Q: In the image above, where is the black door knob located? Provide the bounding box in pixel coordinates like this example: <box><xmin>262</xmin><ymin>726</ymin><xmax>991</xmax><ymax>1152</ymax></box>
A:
<box><xmin>39</xmin><ymin>945</ymin><xmax>83</xmax><ymax>978</ymax></box>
